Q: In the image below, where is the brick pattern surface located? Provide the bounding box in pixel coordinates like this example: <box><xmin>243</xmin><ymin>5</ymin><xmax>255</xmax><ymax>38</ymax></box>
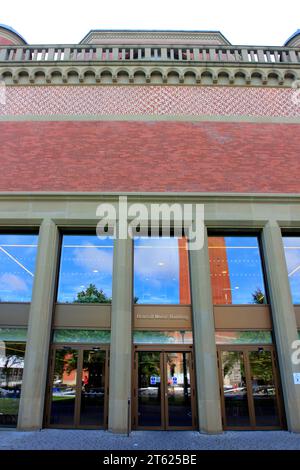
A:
<box><xmin>0</xmin><ymin>85</ymin><xmax>300</xmax><ymax>117</ymax></box>
<box><xmin>0</xmin><ymin>120</ymin><xmax>299</xmax><ymax>193</ymax></box>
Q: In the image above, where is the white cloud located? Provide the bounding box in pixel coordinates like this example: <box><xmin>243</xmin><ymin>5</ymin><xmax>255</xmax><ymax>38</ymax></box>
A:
<box><xmin>134</xmin><ymin>241</ymin><xmax>179</xmax><ymax>278</ymax></box>
<box><xmin>0</xmin><ymin>273</ymin><xmax>29</xmax><ymax>292</ymax></box>
<box><xmin>72</xmin><ymin>244</ymin><xmax>113</xmax><ymax>274</ymax></box>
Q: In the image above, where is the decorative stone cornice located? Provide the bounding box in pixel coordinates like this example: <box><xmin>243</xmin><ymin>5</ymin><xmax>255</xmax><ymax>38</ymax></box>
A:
<box><xmin>0</xmin><ymin>42</ymin><xmax>299</xmax><ymax>86</ymax></box>
<box><xmin>0</xmin><ymin>63</ymin><xmax>299</xmax><ymax>86</ymax></box>
<box><xmin>80</xmin><ymin>30</ymin><xmax>231</xmax><ymax>46</ymax></box>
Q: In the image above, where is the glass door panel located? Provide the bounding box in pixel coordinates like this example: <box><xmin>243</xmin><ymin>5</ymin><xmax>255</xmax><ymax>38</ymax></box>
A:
<box><xmin>166</xmin><ymin>352</ymin><xmax>192</xmax><ymax>427</ymax></box>
<box><xmin>248</xmin><ymin>350</ymin><xmax>280</xmax><ymax>427</ymax></box>
<box><xmin>221</xmin><ymin>350</ymin><xmax>251</xmax><ymax>427</ymax></box>
<box><xmin>50</xmin><ymin>348</ymin><xmax>78</xmax><ymax>425</ymax></box>
<box><xmin>0</xmin><ymin>342</ymin><xmax>25</xmax><ymax>427</ymax></box>
<box><xmin>137</xmin><ymin>351</ymin><xmax>162</xmax><ymax>427</ymax></box>
<box><xmin>80</xmin><ymin>349</ymin><xmax>106</xmax><ymax>426</ymax></box>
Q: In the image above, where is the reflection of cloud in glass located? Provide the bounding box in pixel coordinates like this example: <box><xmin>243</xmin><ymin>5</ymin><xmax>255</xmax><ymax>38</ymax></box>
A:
<box><xmin>134</xmin><ymin>238</ymin><xmax>180</xmax><ymax>304</ymax></box>
<box><xmin>283</xmin><ymin>238</ymin><xmax>300</xmax><ymax>303</ymax></box>
<box><xmin>0</xmin><ymin>273</ymin><xmax>29</xmax><ymax>292</ymax></box>
<box><xmin>57</xmin><ymin>236</ymin><xmax>113</xmax><ymax>302</ymax></box>
<box><xmin>134</xmin><ymin>243</ymin><xmax>178</xmax><ymax>277</ymax></box>
<box><xmin>0</xmin><ymin>235</ymin><xmax>38</xmax><ymax>302</ymax></box>
<box><xmin>72</xmin><ymin>243</ymin><xmax>113</xmax><ymax>274</ymax></box>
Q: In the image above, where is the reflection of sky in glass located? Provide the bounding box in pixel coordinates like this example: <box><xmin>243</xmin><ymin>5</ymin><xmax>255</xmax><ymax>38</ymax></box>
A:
<box><xmin>283</xmin><ymin>237</ymin><xmax>300</xmax><ymax>304</ymax></box>
<box><xmin>57</xmin><ymin>235</ymin><xmax>113</xmax><ymax>303</ymax></box>
<box><xmin>134</xmin><ymin>237</ymin><xmax>183</xmax><ymax>304</ymax></box>
<box><xmin>209</xmin><ymin>236</ymin><xmax>266</xmax><ymax>304</ymax></box>
<box><xmin>0</xmin><ymin>234</ymin><xmax>38</xmax><ymax>302</ymax></box>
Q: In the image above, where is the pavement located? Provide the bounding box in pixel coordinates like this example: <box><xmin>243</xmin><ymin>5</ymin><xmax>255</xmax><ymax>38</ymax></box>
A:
<box><xmin>0</xmin><ymin>429</ymin><xmax>300</xmax><ymax>450</ymax></box>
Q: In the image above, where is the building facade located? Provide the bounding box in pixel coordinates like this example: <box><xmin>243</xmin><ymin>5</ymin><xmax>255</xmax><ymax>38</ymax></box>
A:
<box><xmin>0</xmin><ymin>25</ymin><xmax>300</xmax><ymax>433</ymax></box>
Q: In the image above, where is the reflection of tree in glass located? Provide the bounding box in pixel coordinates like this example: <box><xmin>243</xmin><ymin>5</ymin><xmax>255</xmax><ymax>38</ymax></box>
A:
<box><xmin>222</xmin><ymin>350</ymin><xmax>273</xmax><ymax>385</ymax></box>
<box><xmin>249</xmin><ymin>351</ymin><xmax>273</xmax><ymax>382</ymax></box>
<box><xmin>139</xmin><ymin>353</ymin><xmax>160</xmax><ymax>388</ymax></box>
<box><xmin>53</xmin><ymin>349</ymin><xmax>78</xmax><ymax>378</ymax></box>
<box><xmin>53</xmin><ymin>329</ymin><xmax>110</xmax><ymax>344</ymax></box>
<box><xmin>222</xmin><ymin>351</ymin><xmax>246</xmax><ymax>386</ymax></box>
<box><xmin>252</xmin><ymin>288</ymin><xmax>265</xmax><ymax>304</ymax></box>
<box><xmin>1</xmin><ymin>343</ymin><xmax>25</xmax><ymax>388</ymax></box>
<box><xmin>75</xmin><ymin>284</ymin><xmax>111</xmax><ymax>303</ymax></box>
<box><xmin>73</xmin><ymin>284</ymin><xmax>139</xmax><ymax>304</ymax></box>
<box><xmin>238</xmin><ymin>331</ymin><xmax>271</xmax><ymax>344</ymax></box>
<box><xmin>134</xmin><ymin>331</ymin><xmax>172</xmax><ymax>344</ymax></box>
<box><xmin>82</xmin><ymin>350</ymin><xmax>105</xmax><ymax>391</ymax></box>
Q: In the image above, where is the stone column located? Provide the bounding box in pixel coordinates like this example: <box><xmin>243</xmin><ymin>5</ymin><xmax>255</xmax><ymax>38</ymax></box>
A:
<box><xmin>108</xmin><ymin>236</ymin><xmax>133</xmax><ymax>433</ymax></box>
<box><xmin>261</xmin><ymin>221</ymin><xmax>300</xmax><ymax>432</ymax></box>
<box><xmin>189</xmin><ymin>227</ymin><xmax>222</xmax><ymax>433</ymax></box>
<box><xmin>18</xmin><ymin>219</ymin><xmax>59</xmax><ymax>430</ymax></box>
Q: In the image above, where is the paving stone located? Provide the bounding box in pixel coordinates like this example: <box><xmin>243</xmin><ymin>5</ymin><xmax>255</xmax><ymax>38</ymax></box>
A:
<box><xmin>0</xmin><ymin>430</ymin><xmax>300</xmax><ymax>450</ymax></box>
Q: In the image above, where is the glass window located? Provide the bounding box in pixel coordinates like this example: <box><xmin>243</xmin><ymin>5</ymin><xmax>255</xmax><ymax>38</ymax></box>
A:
<box><xmin>209</xmin><ymin>236</ymin><xmax>266</xmax><ymax>305</ymax></box>
<box><xmin>57</xmin><ymin>235</ymin><xmax>113</xmax><ymax>303</ymax></box>
<box><xmin>221</xmin><ymin>351</ymin><xmax>250</xmax><ymax>427</ymax></box>
<box><xmin>50</xmin><ymin>347</ymin><xmax>78</xmax><ymax>426</ymax></box>
<box><xmin>248</xmin><ymin>350</ymin><xmax>280</xmax><ymax>427</ymax></box>
<box><xmin>53</xmin><ymin>329</ymin><xmax>111</xmax><ymax>344</ymax></box>
<box><xmin>215</xmin><ymin>331</ymin><xmax>272</xmax><ymax>345</ymax></box>
<box><xmin>283</xmin><ymin>237</ymin><xmax>300</xmax><ymax>304</ymax></box>
<box><xmin>134</xmin><ymin>237</ymin><xmax>190</xmax><ymax>305</ymax></box>
<box><xmin>0</xmin><ymin>328</ymin><xmax>27</xmax><ymax>342</ymax></box>
<box><xmin>0</xmin><ymin>341</ymin><xmax>25</xmax><ymax>427</ymax></box>
<box><xmin>0</xmin><ymin>234</ymin><xmax>38</xmax><ymax>302</ymax></box>
<box><xmin>133</xmin><ymin>330</ymin><xmax>193</xmax><ymax>344</ymax></box>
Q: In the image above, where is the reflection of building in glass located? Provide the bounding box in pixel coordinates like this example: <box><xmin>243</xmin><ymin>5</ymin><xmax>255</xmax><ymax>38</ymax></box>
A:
<box><xmin>209</xmin><ymin>237</ymin><xmax>232</xmax><ymax>304</ymax></box>
<box><xmin>178</xmin><ymin>237</ymin><xmax>191</xmax><ymax>304</ymax></box>
<box><xmin>134</xmin><ymin>237</ymin><xmax>191</xmax><ymax>304</ymax></box>
<box><xmin>209</xmin><ymin>236</ymin><xmax>266</xmax><ymax>305</ymax></box>
<box><xmin>222</xmin><ymin>356</ymin><xmax>243</xmax><ymax>388</ymax></box>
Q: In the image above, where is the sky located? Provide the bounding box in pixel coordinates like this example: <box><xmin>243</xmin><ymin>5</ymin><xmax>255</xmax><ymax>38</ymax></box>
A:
<box><xmin>1</xmin><ymin>0</ymin><xmax>299</xmax><ymax>46</ymax></box>
<box><xmin>0</xmin><ymin>234</ymin><xmax>274</xmax><ymax>304</ymax></box>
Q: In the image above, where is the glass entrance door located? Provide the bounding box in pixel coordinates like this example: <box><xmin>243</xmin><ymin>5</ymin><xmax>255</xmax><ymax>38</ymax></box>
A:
<box><xmin>47</xmin><ymin>345</ymin><xmax>109</xmax><ymax>428</ymax></box>
<box><xmin>134</xmin><ymin>349</ymin><xmax>196</xmax><ymax>430</ymax></box>
<box><xmin>137</xmin><ymin>351</ymin><xmax>162</xmax><ymax>427</ymax></box>
<box><xmin>166</xmin><ymin>352</ymin><xmax>193</xmax><ymax>427</ymax></box>
<box><xmin>218</xmin><ymin>346</ymin><xmax>283</xmax><ymax>429</ymax></box>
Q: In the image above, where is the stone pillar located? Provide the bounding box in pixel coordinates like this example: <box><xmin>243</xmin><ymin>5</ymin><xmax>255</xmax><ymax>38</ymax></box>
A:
<box><xmin>18</xmin><ymin>219</ymin><xmax>59</xmax><ymax>430</ymax></box>
<box><xmin>108</xmin><ymin>237</ymin><xmax>133</xmax><ymax>433</ymax></box>
<box><xmin>261</xmin><ymin>221</ymin><xmax>300</xmax><ymax>432</ymax></box>
<box><xmin>189</xmin><ymin>227</ymin><xmax>222</xmax><ymax>433</ymax></box>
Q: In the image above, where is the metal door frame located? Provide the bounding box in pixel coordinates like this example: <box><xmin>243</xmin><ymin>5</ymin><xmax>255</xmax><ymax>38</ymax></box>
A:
<box><xmin>217</xmin><ymin>344</ymin><xmax>284</xmax><ymax>430</ymax></box>
<box><xmin>133</xmin><ymin>344</ymin><xmax>197</xmax><ymax>430</ymax></box>
<box><xmin>45</xmin><ymin>343</ymin><xmax>109</xmax><ymax>429</ymax></box>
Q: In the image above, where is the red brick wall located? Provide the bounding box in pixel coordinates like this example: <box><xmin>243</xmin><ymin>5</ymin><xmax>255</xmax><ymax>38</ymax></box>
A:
<box><xmin>0</xmin><ymin>120</ymin><xmax>299</xmax><ymax>193</ymax></box>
